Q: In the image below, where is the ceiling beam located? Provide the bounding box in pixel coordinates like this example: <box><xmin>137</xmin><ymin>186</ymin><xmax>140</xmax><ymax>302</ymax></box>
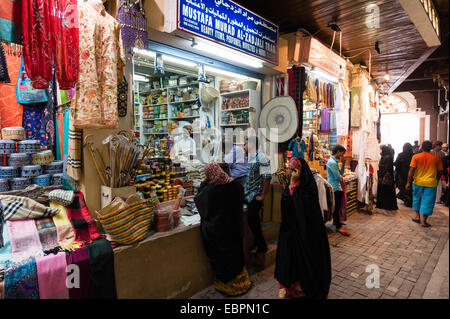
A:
<box><xmin>394</xmin><ymin>79</ymin><xmax>442</xmax><ymax>92</ymax></box>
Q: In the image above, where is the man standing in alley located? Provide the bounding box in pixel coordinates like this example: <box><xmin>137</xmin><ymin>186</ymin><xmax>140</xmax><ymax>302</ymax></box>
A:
<box><xmin>326</xmin><ymin>145</ymin><xmax>350</xmax><ymax>236</ymax></box>
<box><xmin>406</xmin><ymin>140</ymin><xmax>443</xmax><ymax>227</ymax></box>
<box><xmin>244</xmin><ymin>136</ymin><xmax>271</xmax><ymax>254</ymax></box>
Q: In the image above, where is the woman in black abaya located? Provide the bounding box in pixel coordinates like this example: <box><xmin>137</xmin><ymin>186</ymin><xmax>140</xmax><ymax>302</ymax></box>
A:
<box><xmin>394</xmin><ymin>143</ymin><xmax>414</xmax><ymax>207</ymax></box>
<box><xmin>194</xmin><ymin>162</ymin><xmax>251</xmax><ymax>297</ymax></box>
<box><xmin>274</xmin><ymin>157</ymin><xmax>331</xmax><ymax>299</ymax></box>
<box><xmin>376</xmin><ymin>145</ymin><xmax>399</xmax><ymax>210</ymax></box>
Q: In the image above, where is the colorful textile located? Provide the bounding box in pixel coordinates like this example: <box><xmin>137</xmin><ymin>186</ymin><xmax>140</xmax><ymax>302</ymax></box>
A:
<box><xmin>67</xmin><ymin>107</ymin><xmax>83</xmax><ymax>181</ymax></box>
<box><xmin>4</xmin><ymin>257</ymin><xmax>39</xmax><ymax>299</ymax></box>
<box><xmin>412</xmin><ymin>184</ymin><xmax>437</xmax><ymax>216</ymax></box>
<box><xmin>320</xmin><ymin>107</ymin><xmax>330</xmax><ymax>132</ymax></box>
<box><xmin>72</xmin><ymin>1</ymin><xmax>124</xmax><ymax>128</ymax></box>
<box><xmin>50</xmin><ymin>202</ymin><xmax>83</xmax><ymax>251</ymax></box>
<box><xmin>44</xmin><ymin>74</ymin><xmax>57</xmax><ymax>155</ymax></box>
<box><xmin>244</xmin><ymin>151</ymin><xmax>271</xmax><ymax>203</ymax></box>
<box><xmin>0</xmin><ymin>195</ymin><xmax>60</xmax><ymax>220</ymax></box>
<box><xmin>86</xmin><ymin>238</ymin><xmax>117</xmax><ymax>299</ymax></box>
<box><xmin>66</xmin><ymin>246</ymin><xmax>91</xmax><ymax>299</ymax></box>
<box><xmin>0</xmin><ymin>42</ymin><xmax>10</xmax><ymax>83</ymax></box>
<box><xmin>16</xmin><ymin>59</ymin><xmax>48</xmax><ymax>103</ymax></box>
<box><xmin>21</xmin><ymin>0</ymin><xmax>79</xmax><ymax>89</ymax></box>
<box><xmin>410</xmin><ymin>152</ymin><xmax>444</xmax><ymax>188</ymax></box>
<box><xmin>7</xmin><ymin>219</ymin><xmax>43</xmax><ymax>260</ymax></box>
<box><xmin>56</xmin><ymin>108</ymin><xmax>65</xmax><ymax>160</ymax></box>
<box><xmin>288</xmin><ymin>138</ymin><xmax>307</xmax><ymax>159</ymax></box>
<box><xmin>0</xmin><ymin>222</ymin><xmax>13</xmax><ymax>266</ymax></box>
<box><xmin>204</xmin><ymin>162</ymin><xmax>234</xmax><ymax>185</ymax></box>
<box><xmin>35</xmin><ymin>218</ymin><xmax>59</xmax><ymax>252</ymax></box>
<box><xmin>278</xmin><ymin>281</ymin><xmax>305</xmax><ymax>299</ymax></box>
<box><xmin>0</xmin><ymin>0</ymin><xmax>23</xmax><ymax>44</ymax></box>
<box><xmin>0</xmin><ymin>200</ymin><xmax>3</xmax><ymax>248</ymax></box>
<box><xmin>0</xmin><ymin>47</ymin><xmax>23</xmax><ymax>129</ymax></box>
<box><xmin>49</xmin><ymin>189</ymin><xmax>75</xmax><ymax>207</ymax></box>
<box><xmin>22</xmin><ymin>104</ymin><xmax>47</xmax><ymax>149</ymax></box>
<box><xmin>66</xmin><ymin>192</ymin><xmax>101</xmax><ymax>244</ymax></box>
<box><xmin>350</xmin><ymin>87</ymin><xmax>361</xmax><ymax>128</ymax></box>
<box><xmin>214</xmin><ymin>267</ymin><xmax>252</xmax><ymax>297</ymax></box>
<box><xmin>36</xmin><ymin>252</ymin><xmax>69</xmax><ymax>299</ymax></box>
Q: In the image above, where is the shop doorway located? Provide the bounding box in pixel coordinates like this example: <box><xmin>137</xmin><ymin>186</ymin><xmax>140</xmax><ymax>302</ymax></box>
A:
<box><xmin>380</xmin><ymin>112</ymin><xmax>421</xmax><ymax>157</ymax></box>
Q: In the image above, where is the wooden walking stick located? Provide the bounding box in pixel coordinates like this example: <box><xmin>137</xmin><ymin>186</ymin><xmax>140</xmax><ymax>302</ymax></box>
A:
<box><xmin>84</xmin><ymin>134</ymin><xmax>109</xmax><ymax>186</ymax></box>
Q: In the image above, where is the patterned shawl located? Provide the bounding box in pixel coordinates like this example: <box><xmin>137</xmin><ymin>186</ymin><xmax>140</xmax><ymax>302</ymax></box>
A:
<box><xmin>65</xmin><ymin>192</ymin><xmax>101</xmax><ymax>244</ymax></box>
<box><xmin>35</xmin><ymin>218</ymin><xmax>59</xmax><ymax>252</ymax></box>
<box><xmin>204</xmin><ymin>162</ymin><xmax>234</xmax><ymax>185</ymax></box>
<box><xmin>51</xmin><ymin>202</ymin><xmax>83</xmax><ymax>251</ymax></box>
<box><xmin>7</xmin><ymin>219</ymin><xmax>43</xmax><ymax>261</ymax></box>
<box><xmin>36</xmin><ymin>252</ymin><xmax>69</xmax><ymax>299</ymax></box>
<box><xmin>4</xmin><ymin>257</ymin><xmax>39</xmax><ymax>299</ymax></box>
<box><xmin>0</xmin><ymin>195</ymin><xmax>60</xmax><ymax>220</ymax></box>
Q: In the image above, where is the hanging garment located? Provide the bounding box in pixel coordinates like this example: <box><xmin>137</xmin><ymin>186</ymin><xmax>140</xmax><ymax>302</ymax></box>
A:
<box><xmin>43</xmin><ymin>74</ymin><xmax>57</xmax><ymax>155</ymax></box>
<box><xmin>16</xmin><ymin>59</ymin><xmax>48</xmax><ymax>103</ymax></box>
<box><xmin>320</xmin><ymin>107</ymin><xmax>330</xmax><ymax>132</ymax></box>
<box><xmin>0</xmin><ymin>220</ymin><xmax>13</xmax><ymax>266</ymax></box>
<box><xmin>65</xmin><ymin>192</ymin><xmax>101</xmax><ymax>244</ymax></box>
<box><xmin>72</xmin><ymin>1</ymin><xmax>125</xmax><ymax>128</ymax></box>
<box><xmin>56</xmin><ymin>107</ymin><xmax>65</xmax><ymax>160</ymax></box>
<box><xmin>86</xmin><ymin>238</ymin><xmax>117</xmax><ymax>299</ymax></box>
<box><xmin>335</xmin><ymin>83</ymin><xmax>349</xmax><ymax>136</ymax></box>
<box><xmin>0</xmin><ymin>48</ymin><xmax>23</xmax><ymax>129</ymax></box>
<box><xmin>313</xmin><ymin>173</ymin><xmax>329</xmax><ymax>220</ymax></box>
<box><xmin>22</xmin><ymin>103</ymin><xmax>48</xmax><ymax>149</ymax></box>
<box><xmin>50</xmin><ymin>202</ymin><xmax>83</xmax><ymax>251</ymax></box>
<box><xmin>36</xmin><ymin>252</ymin><xmax>69</xmax><ymax>299</ymax></box>
<box><xmin>288</xmin><ymin>137</ymin><xmax>307</xmax><ymax>159</ymax></box>
<box><xmin>4</xmin><ymin>257</ymin><xmax>39</xmax><ymax>299</ymax></box>
<box><xmin>0</xmin><ymin>195</ymin><xmax>60</xmax><ymax>220</ymax></box>
<box><xmin>67</xmin><ymin>107</ymin><xmax>82</xmax><ymax>181</ymax></box>
<box><xmin>21</xmin><ymin>0</ymin><xmax>79</xmax><ymax>89</ymax></box>
<box><xmin>35</xmin><ymin>218</ymin><xmax>59</xmax><ymax>252</ymax></box>
<box><xmin>351</xmin><ymin>87</ymin><xmax>361</xmax><ymax>128</ymax></box>
<box><xmin>7</xmin><ymin>219</ymin><xmax>43</xmax><ymax>261</ymax></box>
<box><xmin>66</xmin><ymin>246</ymin><xmax>91</xmax><ymax>299</ymax></box>
<box><xmin>0</xmin><ymin>43</ymin><xmax>10</xmax><ymax>83</ymax></box>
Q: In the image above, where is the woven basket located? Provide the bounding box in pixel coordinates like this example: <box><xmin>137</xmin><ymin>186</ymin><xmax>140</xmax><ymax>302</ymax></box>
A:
<box><xmin>2</xmin><ymin>127</ymin><xmax>25</xmax><ymax>141</ymax></box>
<box><xmin>96</xmin><ymin>197</ymin><xmax>156</xmax><ymax>245</ymax></box>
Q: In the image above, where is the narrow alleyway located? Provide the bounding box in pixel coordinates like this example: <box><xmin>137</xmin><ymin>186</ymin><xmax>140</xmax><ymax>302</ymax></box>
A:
<box><xmin>191</xmin><ymin>201</ymin><xmax>449</xmax><ymax>299</ymax></box>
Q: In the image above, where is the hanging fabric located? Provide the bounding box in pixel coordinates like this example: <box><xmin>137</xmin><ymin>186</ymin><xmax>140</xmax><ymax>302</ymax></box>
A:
<box><xmin>0</xmin><ymin>42</ymin><xmax>10</xmax><ymax>83</ymax></box>
<box><xmin>21</xmin><ymin>0</ymin><xmax>79</xmax><ymax>90</ymax></box>
<box><xmin>43</xmin><ymin>73</ymin><xmax>57</xmax><ymax>155</ymax></box>
<box><xmin>22</xmin><ymin>104</ymin><xmax>48</xmax><ymax>149</ymax></box>
<box><xmin>0</xmin><ymin>0</ymin><xmax>23</xmax><ymax>44</ymax></box>
<box><xmin>16</xmin><ymin>59</ymin><xmax>48</xmax><ymax>103</ymax></box>
<box><xmin>117</xmin><ymin>0</ymin><xmax>148</xmax><ymax>50</ymax></box>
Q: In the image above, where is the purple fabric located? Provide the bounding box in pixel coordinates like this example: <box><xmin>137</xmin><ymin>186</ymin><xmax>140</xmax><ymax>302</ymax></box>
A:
<box><xmin>66</xmin><ymin>247</ymin><xmax>91</xmax><ymax>299</ymax></box>
<box><xmin>321</xmin><ymin>108</ymin><xmax>330</xmax><ymax>132</ymax></box>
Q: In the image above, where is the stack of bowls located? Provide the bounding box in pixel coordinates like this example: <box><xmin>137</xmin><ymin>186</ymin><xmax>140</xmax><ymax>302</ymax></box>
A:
<box><xmin>21</xmin><ymin>165</ymin><xmax>43</xmax><ymax>178</ymax></box>
<box><xmin>10</xmin><ymin>177</ymin><xmax>31</xmax><ymax>190</ymax></box>
<box><xmin>8</xmin><ymin>153</ymin><xmax>30</xmax><ymax>168</ymax></box>
<box><xmin>31</xmin><ymin>174</ymin><xmax>51</xmax><ymax>187</ymax></box>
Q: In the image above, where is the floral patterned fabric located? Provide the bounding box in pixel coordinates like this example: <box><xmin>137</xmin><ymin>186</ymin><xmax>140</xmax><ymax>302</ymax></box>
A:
<box><xmin>71</xmin><ymin>2</ymin><xmax>125</xmax><ymax>129</ymax></box>
<box><xmin>4</xmin><ymin>257</ymin><xmax>39</xmax><ymax>299</ymax></box>
<box><xmin>44</xmin><ymin>74</ymin><xmax>57</xmax><ymax>155</ymax></box>
<box><xmin>22</xmin><ymin>103</ymin><xmax>47</xmax><ymax>149</ymax></box>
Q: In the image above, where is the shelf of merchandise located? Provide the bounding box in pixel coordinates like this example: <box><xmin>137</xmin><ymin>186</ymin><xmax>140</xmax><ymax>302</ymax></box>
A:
<box><xmin>135</xmin><ymin>80</ymin><xmax>210</xmax><ymax>145</ymax></box>
<box><xmin>219</xmin><ymin>89</ymin><xmax>260</xmax><ymax>132</ymax></box>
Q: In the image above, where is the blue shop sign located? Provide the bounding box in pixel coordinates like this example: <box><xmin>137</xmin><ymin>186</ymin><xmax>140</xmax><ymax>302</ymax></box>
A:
<box><xmin>177</xmin><ymin>0</ymin><xmax>279</xmax><ymax>65</ymax></box>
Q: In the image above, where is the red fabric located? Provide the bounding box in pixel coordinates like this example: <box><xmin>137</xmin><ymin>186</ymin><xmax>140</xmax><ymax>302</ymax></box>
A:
<box><xmin>21</xmin><ymin>0</ymin><xmax>78</xmax><ymax>90</ymax></box>
<box><xmin>0</xmin><ymin>49</ymin><xmax>23</xmax><ymax>129</ymax></box>
<box><xmin>65</xmin><ymin>192</ymin><xmax>102</xmax><ymax>244</ymax></box>
<box><xmin>289</xmin><ymin>181</ymin><xmax>300</xmax><ymax>196</ymax></box>
<box><xmin>204</xmin><ymin>162</ymin><xmax>234</xmax><ymax>185</ymax></box>
<box><xmin>279</xmin><ymin>282</ymin><xmax>305</xmax><ymax>298</ymax></box>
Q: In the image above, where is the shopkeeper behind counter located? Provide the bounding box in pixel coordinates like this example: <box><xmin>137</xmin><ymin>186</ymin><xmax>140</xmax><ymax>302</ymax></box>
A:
<box><xmin>171</xmin><ymin>125</ymin><xmax>196</xmax><ymax>162</ymax></box>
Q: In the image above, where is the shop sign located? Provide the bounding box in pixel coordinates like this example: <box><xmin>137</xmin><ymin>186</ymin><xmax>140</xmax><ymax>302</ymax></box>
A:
<box><xmin>177</xmin><ymin>0</ymin><xmax>279</xmax><ymax>65</ymax></box>
<box><xmin>307</xmin><ymin>37</ymin><xmax>346</xmax><ymax>80</ymax></box>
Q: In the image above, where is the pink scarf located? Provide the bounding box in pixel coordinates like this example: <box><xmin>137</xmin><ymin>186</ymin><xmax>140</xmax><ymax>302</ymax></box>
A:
<box><xmin>204</xmin><ymin>162</ymin><xmax>234</xmax><ymax>184</ymax></box>
<box><xmin>7</xmin><ymin>219</ymin><xmax>43</xmax><ymax>261</ymax></box>
<box><xmin>36</xmin><ymin>252</ymin><xmax>69</xmax><ymax>299</ymax></box>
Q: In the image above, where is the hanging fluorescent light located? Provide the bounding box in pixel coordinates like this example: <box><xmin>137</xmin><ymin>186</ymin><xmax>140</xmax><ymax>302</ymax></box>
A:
<box><xmin>134</xmin><ymin>74</ymin><xmax>149</xmax><ymax>82</ymax></box>
<box><xmin>161</xmin><ymin>55</ymin><xmax>197</xmax><ymax>68</ymax></box>
<box><xmin>204</xmin><ymin>66</ymin><xmax>249</xmax><ymax>80</ymax></box>
<box><xmin>308</xmin><ymin>66</ymin><xmax>339</xmax><ymax>84</ymax></box>
<box><xmin>133</xmin><ymin>48</ymin><xmax>156</xmax><ymax>58</ymax></box>
<box><xmin>195</xmin><ymin>42</ymin><xmax>264</xmax><ymax>69</ymax></box>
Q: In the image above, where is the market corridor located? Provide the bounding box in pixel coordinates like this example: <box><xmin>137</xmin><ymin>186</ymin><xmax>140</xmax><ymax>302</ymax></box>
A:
<box><xmin>191</xmin><ymin>202</ymin><xmax>449</xmax><ymax>299</ymax></box>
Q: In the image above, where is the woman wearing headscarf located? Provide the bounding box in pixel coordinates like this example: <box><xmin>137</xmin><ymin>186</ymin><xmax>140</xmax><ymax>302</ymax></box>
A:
<box><xmin>394</xmin><ymin>143</ymin><xmax>414</xmax><ymax>207</ymax></box>
<box><xmin>194</xmin><ymin>162</ymin><xmax>251</xmax><ymax>297</ymax></box>
<box><xmin>376</xmin><ymin>145</ymin><xmax>399</xmax><ymax>210</ymax></box>
<box><xmin>274</xmin><ymin>157</ymin><xmax>331</xmax><ymax>299</ymax></box>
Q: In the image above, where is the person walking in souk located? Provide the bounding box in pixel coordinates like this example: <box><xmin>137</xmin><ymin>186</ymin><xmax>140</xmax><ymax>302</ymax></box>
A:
<box><xmin>394</xmin><ymin>143</ymin><xmax>414</xmax><ymax>207</ymax></box>
<box><xmin>274</xmin><ymin>157</ymin><xmax>331</xmax><ymax>299</ymax></box>
<box><xmin>376</xmin><ymin>145</ymin><xmax>399</xmax><ymax>211</ymax></box>
<box><xmin>326</xmin><ymin>145</ymin><xmax>350</xmax><ymax>236</ymax></box>
<box><xmin>406</xmin><ymin>141</ymin><xmax>444</xmax><ymax>227</ymax></box>
<box><xmin>431</xmin><ymin>141</ymin><xmax>448</xmax><ymax>204</ymax></box>
<box><xmin>194</xmin><ymin>163</ymin><xmax>252</xmax><ymax>297</ymax></box>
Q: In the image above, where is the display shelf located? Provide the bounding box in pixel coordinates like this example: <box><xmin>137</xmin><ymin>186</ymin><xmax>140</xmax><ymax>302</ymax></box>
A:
<box><xmin>220</xmin><ymin>89</ymin><xmax>252</xmax><ymax>97</ymax></box>
<box><xmin>168</xmin><ymin>116</ymin><xmax>199</xmax><ymax>120</ymax></box>
<box><xmin>167</xmin><ymin>99</ymin><xmax>199</xmax><ymax>104</ymax></box>
<box><xmin>166</xmin><ymin>82</ymin><xmax>200</xmax><ymax>89</ymax></box>
<box><xmin>220</xmin><ymin>123</ymin><xmax>250</xmax><ymax>127</ymax></box>
<box><xmin>142</xmin><ymin>103</ymin><xmax>168</xmax><ymax>107</ymax></box>
<box><xmin>221</xmin><ymin>106</ymin><xmax>251</xmax><ymax>112</ymax></box>
<box><xmin>143</xmin><ymin>132</ymin><xmax>169</xmax><ymax>135</ymax></box>
<box><xmin>143</xmin><ymin>118</ymin><xmax>169</xmax><ymax>121</ymax></box>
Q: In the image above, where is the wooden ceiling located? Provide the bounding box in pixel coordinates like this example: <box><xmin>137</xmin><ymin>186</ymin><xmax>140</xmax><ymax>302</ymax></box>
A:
<box><xmin>235</xmin><ymin>0</ymin><xmax>447</xmax><ymax>92</ymax></box>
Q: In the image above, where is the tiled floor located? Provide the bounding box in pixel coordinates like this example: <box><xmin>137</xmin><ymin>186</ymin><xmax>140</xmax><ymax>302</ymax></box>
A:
<box><xmin>191</xmin><ymin>202</ymin><xmax>449</xmax><ymax>299</ymax></box>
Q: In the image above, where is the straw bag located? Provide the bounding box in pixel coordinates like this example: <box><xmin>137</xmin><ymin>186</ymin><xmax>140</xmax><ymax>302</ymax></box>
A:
<box><xmin>96</xmin><ymin>196</ymin><xmax>156</xmax><ymax>245</ymax></box>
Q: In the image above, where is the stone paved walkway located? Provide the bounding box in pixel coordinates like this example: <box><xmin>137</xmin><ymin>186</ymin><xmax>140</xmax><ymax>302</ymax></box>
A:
<box><xmin>191</xmin><ymin>201</ymin><xmax>449</xmax><ymax>299</ymax></box>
